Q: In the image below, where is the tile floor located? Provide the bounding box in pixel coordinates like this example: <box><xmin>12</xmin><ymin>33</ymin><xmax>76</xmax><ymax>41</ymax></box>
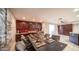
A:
<box><xmin>60</xmin><ymin>35</ymin><xmax>79</xmax><ymax>51</ymax></box>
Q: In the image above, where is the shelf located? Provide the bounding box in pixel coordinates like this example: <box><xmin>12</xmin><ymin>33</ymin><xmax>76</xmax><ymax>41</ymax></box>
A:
<box><xmin>16</xmin><ymin>31</ymin><xmax>39</xmax><ymax>35</ymax></box>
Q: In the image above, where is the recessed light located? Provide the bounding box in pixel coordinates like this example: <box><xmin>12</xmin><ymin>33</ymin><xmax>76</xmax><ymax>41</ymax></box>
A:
<box><xmin>32</xmin><ymin>19</ymin><xmax>35</xmax><ymax>21</ymax></box>
<box><xmin>39</xmin><ymin>20</ymin><xmax>43</xmax><ymax>22</ymax></box>
<box><xmin>76</xmin><ymin>15</ymin><xmax>79</xmax><ymax>17</ymax></box>
<box><xmin>74</xmin><ymin>9</ymin><xmax>79</xmax><ymax>12</ymax></box>
<box><xmin>22</xmin><ymin>17</ymin><xmax>26</xmax><ymax>19</ymax></box>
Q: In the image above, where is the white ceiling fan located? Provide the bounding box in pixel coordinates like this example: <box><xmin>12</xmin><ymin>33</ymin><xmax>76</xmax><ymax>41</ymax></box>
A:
<box><xmin>58</xmin><ymin>17</ymin><xmax>71</xmax><ymax>25</ymax></box>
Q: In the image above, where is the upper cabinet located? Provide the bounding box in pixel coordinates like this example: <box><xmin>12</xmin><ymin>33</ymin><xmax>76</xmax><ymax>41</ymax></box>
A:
<box><xmin>58</xmin><ymin>24</ymin><xmax>72</xmax><ymax>36</ymax></box>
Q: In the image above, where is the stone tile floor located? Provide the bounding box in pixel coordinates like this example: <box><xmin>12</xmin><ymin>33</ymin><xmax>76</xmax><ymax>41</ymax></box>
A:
<box><xmin>59</xmin><ymin>35</ymin><xmax>79</xmax><ymax>51</ymax></box>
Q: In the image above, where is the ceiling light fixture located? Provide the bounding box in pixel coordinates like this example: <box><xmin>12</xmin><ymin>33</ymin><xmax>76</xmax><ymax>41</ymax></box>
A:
<box><xmin>32</xmin><ymin>19</ymin><xmax>35</xmax><ymax>21</ymax></box>
<box><xmin>76</xmin><ymin>15</ymin><xmax>79</xmax><ymax>17</ymax></box>
<box><xmin>74</xmin><ymin>9</ymin><xmax>79</xmax><ymax>12</ymax></box>
<box><xmin>22</xmin><ymin>17</ymin><xmax>26</xmax><ymax>19</ymax></box>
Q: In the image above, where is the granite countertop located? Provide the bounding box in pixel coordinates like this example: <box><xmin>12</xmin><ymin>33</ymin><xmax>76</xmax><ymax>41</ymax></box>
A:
<box><xmin>70</xmin><ymin>32</ymin><xmax>79</xmax><ymax>34</ymax></box>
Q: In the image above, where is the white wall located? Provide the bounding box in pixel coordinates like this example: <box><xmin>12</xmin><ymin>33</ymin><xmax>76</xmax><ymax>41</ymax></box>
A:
<box><xmin>42</xmin><ymin>23</ymin><xmax>58</xmax><ymax>35</ymax></box>
<box><xmin>73</xmin><ymin>24</ymin><xmax>79</xmax><ymax>33</ymax></box>
<box><xmin>42</xmin><ymin>23</ymin><xmax>49</xmax><ymax>34</ymax></box>
<box><xmin>55</xmin><ymin>25</ymin><xmax>58</xmax><ymax>35</ymax></box>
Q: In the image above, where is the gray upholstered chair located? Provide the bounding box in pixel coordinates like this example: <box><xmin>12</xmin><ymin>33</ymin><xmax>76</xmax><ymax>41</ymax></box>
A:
<box><xmin>15</xmin><ymin>41</ymin><xmax>27</xmax><ymax>51</ymax></box>
<box><xmin>15</xmin><ymin>35</ymin><xmax>35</xmax><ymax>51</ymax></box>
<box><xmin>52</xmin><ymin>35</ymin><xmax>60</xmax><ymax>42</ymax></box>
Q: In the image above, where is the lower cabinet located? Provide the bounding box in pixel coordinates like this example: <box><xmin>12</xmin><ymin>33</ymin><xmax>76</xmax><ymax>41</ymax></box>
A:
<box><xmin>69</xmin><ymin>33</ymin><xmax>79</xmax><ymax>45</ymax></box>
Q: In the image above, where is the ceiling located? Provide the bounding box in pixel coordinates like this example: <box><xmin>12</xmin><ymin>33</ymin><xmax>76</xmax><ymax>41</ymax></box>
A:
<box><xmin>10</xmin><ymin>8</ymin><xmax>79</xmax><ymax>24</ymax></box>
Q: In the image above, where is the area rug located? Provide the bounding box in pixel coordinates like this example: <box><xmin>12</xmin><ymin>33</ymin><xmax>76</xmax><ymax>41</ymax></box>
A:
<box><xmin>37</xmin><ymin>41</ymin><xmax>67</xmax><ymax>51</ymax></box>
<box><xmin>45</xmin><ymin>41</ymin><xmax>67</xmax><ymax>51</ymax></box>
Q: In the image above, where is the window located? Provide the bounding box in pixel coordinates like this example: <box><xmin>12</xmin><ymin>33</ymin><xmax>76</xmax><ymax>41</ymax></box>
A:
<box><xmin>49</xmin><ymin>24</ymin><xmax>56</xmax><ymax>37</ymax></box>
